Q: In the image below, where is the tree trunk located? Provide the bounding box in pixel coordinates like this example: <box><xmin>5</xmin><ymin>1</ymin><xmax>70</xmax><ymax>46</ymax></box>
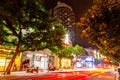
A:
<box><xmin>4</xmin><ymin>46</ymin><xmax>19</xmax><ymax>75</ymax></box>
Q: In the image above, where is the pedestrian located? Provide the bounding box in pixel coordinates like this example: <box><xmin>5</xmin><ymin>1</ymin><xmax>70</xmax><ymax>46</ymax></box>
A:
<box><xmin>118</xmin><ymin>67</ymin><xmax>120</xmax><ymax>80</ymax></box>
<box><xmin>21</xmin><ymin>59</ymin><xmax>30</xmax><ymax>70</ymax></box>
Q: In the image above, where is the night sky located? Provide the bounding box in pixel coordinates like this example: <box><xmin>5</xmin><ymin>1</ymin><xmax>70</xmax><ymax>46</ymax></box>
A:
<box><xmin>43</xmin><ymin>0</ymin><xmax>96</xmax><ymax>48</ymax></box>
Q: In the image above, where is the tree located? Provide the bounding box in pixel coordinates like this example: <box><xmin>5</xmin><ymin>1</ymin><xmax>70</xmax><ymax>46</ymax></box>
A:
<box><xmin>77</xmin><ymin>0</ymin><xmax>120</xmax><ymax>61</ymax></box>
<box><xmin>56</xmin><ymin>45</ymin><xmax>74</xmax><ymax>68</ymax></box>
<box><xmin>74</xmin><ymin>45</ymin><xmax>88</xmax><ymax>58</ymax></box>
<box><xmin>53</xmin><ymin>45</ymin><xmax>87</xmax><ymax>68</ymax></box>
<box><xmin>0</xmin><ymin>0</ymin><xmax>66</xmax><ymax>74</ymax></box>
<box><xmin>54</xmin><ymin>45</ymin><xmax>87</xmax><ymax>58</ymax></box>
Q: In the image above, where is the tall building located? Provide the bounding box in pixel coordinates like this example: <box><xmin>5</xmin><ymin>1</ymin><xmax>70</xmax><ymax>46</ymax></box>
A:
<box><xmin>53</xmin><ymin>1</ymin><xmax>76</xmax><ymax>45</ymax></box>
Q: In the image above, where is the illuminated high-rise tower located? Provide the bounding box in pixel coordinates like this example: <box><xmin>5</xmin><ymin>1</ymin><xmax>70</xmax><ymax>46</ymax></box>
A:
<box><xmin>53</xmin><ymin>1</ymin><xmax>76</xmax><ymax>45</ymax></box>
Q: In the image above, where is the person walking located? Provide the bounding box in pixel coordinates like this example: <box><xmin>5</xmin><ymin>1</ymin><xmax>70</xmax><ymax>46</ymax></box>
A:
<box><xmin>116</xmin><ymin>64</ymin><xmax>120</xmax><ymax>80</ymax></box>
<box><xmin>118</xmin><ymin>67</ymin><xmax>120</xmax><ymax>80</ymax></box>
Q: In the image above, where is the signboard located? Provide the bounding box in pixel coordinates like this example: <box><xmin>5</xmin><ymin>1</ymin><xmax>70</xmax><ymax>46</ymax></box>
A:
<box><xmin>85</xmin><ymin>56</ymin><xmax>94</xmax><ymax>62</ymax></box>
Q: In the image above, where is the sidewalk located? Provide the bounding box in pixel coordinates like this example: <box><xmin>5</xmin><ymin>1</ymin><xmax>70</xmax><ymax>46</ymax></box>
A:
<box><xmin>0</xmin><ymin>68</ymin><xmax>98</xmax><ymax>76</ymax></box>
<box><xmin>0</xmin><ymin>71</ymin><xmax>50</xmax><ymax>76</ymax></box>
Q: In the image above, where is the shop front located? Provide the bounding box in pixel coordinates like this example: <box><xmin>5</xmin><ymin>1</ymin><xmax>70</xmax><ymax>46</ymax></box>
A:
<box><xmin>57</xmin><ymin>57</ymin><xmax>72</xmax><ymax>69</ymax></box>
<box><xmin>84</xmin><ymin>56</ymin><xmax>95</xmax><ymax>68</ymax></box>
<box><xmin>0</xmin><ymin>56</ymin><xmax>11</xmax><ymax>72</ymax></box>
<box><xmin>0</xmin><ymin>47</ymin><xmax>21</xmax><ymax>72</ymax></box>
<box><xmin>22</xmin><ymin>50</ymin><xmax>50</xmax><ymax>71</ymax></box>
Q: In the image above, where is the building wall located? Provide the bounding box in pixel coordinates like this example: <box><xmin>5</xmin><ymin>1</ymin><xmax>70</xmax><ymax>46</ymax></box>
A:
<box><xmin>53</xmin><ymin>1</ymin><xmax>76</xmax><ymax>45</ymax></box>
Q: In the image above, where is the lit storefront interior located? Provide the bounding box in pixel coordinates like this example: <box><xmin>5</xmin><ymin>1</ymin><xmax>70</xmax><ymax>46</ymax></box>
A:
<box><xmin>0</xmin><ymin>46</ymin><xmax>21</xmax><ymax>72</ymax></box>
<box><xmin>58</xmin><ymin>57</ymin><xmax>72</xmax><ymax>69</ymax></box>
<box><xmin>22</xmin><ymin>50</ymin><xmax>51</xmax><ymax>71</ymax></box>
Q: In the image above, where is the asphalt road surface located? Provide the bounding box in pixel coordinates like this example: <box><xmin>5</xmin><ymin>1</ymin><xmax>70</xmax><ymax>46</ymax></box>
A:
<box><xmin>0</xmin><ymin>69</ymin><xmax>117</xmax><ymax>80</ymax></box>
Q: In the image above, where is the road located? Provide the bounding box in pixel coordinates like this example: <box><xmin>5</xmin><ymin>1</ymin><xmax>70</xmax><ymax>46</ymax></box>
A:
<box><xmin>87</xmin><ymin>71</ymin><xmax>116</xmax><ymax>80</ymax></box>
<box><xmin>0</xmin><ymin>69</ymin><xmax>117</xmax><ymax>80</ymax></box>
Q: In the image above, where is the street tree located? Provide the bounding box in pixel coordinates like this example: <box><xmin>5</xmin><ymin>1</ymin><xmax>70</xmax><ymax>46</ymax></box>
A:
<box><xmin>0</xmin><ymin>0</ymin><xmax>66</xmax><ymax>74</ymax></box>
<box><xmin>55</xmin><ymin>45</ymin><xmax>74</xmax><ymax>68</ymax></box>
<box><xmin>77</xmin><ymin>0</ymin><xmax>120</xmax><ymax>61</ymax></box>
<box><xmin>74</xmin><ymin>45</ymin><xmax>88</xmax><ymax>58</ymax></box>
<box><xmin>54</xmin><ymin>45</ymin><xmax>87</xmax><ymax>69</ymax></box>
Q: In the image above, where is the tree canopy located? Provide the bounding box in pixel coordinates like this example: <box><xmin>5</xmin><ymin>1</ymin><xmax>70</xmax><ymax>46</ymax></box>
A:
<box><xmin>77</xmin><ymin>0</ymin><xmax>120</xmax><ymax>61</ymax></box>
<box><xmin>54</xmin><ymin>45</ymin><xmax>88</xmax><ymax>58</ymax></box>
<box><xmin>0</xmin><ymin>0</ymin><xmax>66</xmax><ymax>51</ymax></box>
<box><xmin>74</xmin><ymin>45</ymin><xmax>88</xmax><ymax>58</ymax></box>
<box><xmin>0</xmin><ymin>0</ymin><xmax>66</xmax><ymax>74</ymax></box>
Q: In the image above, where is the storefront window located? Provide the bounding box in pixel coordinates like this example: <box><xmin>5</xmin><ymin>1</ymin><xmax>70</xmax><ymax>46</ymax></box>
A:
<box><xmin>35</xmin><ymin>56</ymin><xmax>41</xmax><ymax>61</ymax></box>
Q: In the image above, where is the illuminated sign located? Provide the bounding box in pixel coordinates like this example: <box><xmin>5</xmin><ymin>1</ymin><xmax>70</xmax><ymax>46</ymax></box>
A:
<box><xmin>85</xmin><ymin>56</ymin><xmax>94</xmax><ymax>62</ymax></box>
